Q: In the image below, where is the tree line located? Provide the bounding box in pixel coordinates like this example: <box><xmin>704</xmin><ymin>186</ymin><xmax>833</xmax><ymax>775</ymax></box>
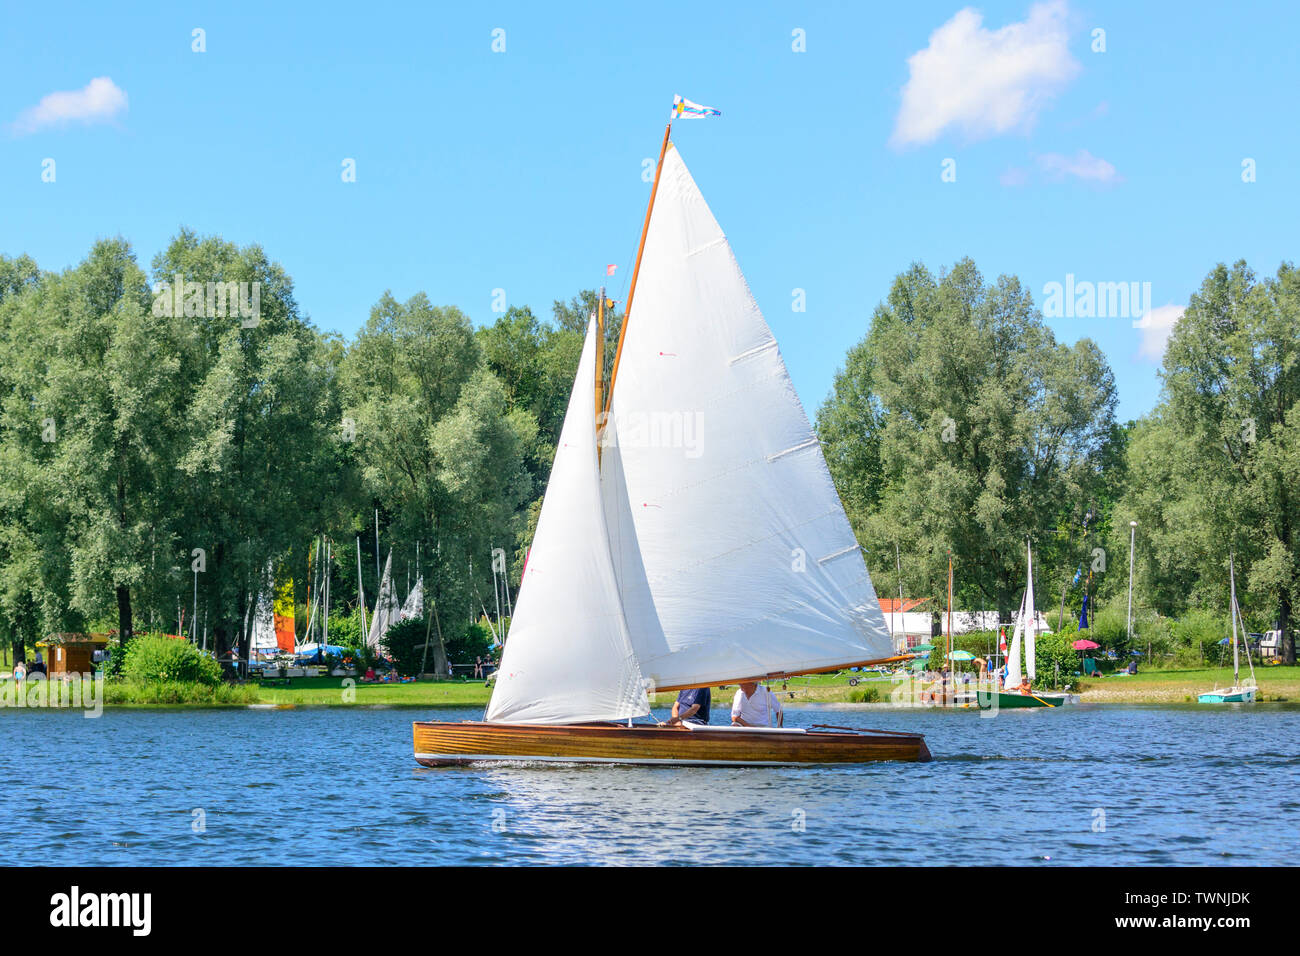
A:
<box><xmin>2</xmin><ymin>238</ymin><xmax>1295</xmax><ymax>669</ymax></box>
<box><xmin>817</xmin><ymin>258</ymin><xmax>1299</xmax><ymax>665</ymax></box>
<box><xmin>0</xmin><ymin>231</ymin><xmax>617</xmax><ymax>668</ymax></box>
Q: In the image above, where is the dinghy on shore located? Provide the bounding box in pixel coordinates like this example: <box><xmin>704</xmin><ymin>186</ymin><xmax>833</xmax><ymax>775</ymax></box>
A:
<box><xmin>1198</xmin><ymin>555</ymin><xmax>1257</xmax><ymax>704</ymax></box>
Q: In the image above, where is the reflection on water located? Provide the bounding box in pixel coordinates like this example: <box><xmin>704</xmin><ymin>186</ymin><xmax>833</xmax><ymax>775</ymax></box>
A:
<box><xmin>4</xmin><ymin>703</ymin><xmax>1297</xmax><ymax>865</ymax></box>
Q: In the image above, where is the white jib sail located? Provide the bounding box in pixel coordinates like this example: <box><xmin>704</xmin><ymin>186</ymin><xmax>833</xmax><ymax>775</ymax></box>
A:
<box><xmin>1024</xmin><ymin>542</ymin><xmax>1037</xmax><ymax>680</ymax></box>
<box><xmin>601</xmin><ymin>145</ymin><xmax>893</xmax><ymax>690</ymax></box>
<box><xmin>367</xmin><ymin>551</ymin><xmax>401</xmax><ymax>648</ymax></box>
<box><xmin>486</xmin><ymin>320</ymin><xmax>650</xmax><ymax>724</ymax></box>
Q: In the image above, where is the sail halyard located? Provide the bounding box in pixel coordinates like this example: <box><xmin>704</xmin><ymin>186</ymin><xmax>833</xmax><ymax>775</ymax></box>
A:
<box><xmin>598</xmin><ymin>145</ymin><xmax>894</xmax><ymax>691</ymax></box>
<box><xmin>485</xmin><ymin>320</ymin><xmax>649</xmax><ymax>724</ymax></box>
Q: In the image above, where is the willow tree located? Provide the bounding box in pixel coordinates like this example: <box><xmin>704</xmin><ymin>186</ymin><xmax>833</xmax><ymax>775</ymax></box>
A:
<box><xmin>154</xmin><ymin>230</ymin><xmax>339</xmax><ymax>666</ymax></box>
<box><xmin>818</xmin><ymin>259</ymin><xmax>1118</xmax><ymax>622</ymax></box>
<box><xmin>1130</xmin><ymin>261</ymin><xmax>1300</xmax><ymax>663</ymax></box>
<box><xmin>0</xmin><ymin>241</ymin><xmax>194</xmax><ymax>647</ymax></box>
<box><xmin>341</xmin><ymin>292</ymin><xmax>532</xmax><ymax>669</ymax></box>
<box><xmin>0</xmin><ymin>254</ymin><xmax>53</xmax><ymax>658</ymax></box>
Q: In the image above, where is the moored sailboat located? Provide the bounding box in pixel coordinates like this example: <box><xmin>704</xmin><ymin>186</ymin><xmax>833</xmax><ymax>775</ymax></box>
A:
<box><xmin>413</xmin><ymin>99</ymin><xmax>929</xmax><ymax>765</ymax></box>
<box><xmin>980</xmin><ymin>540</ymin><xmax>1077</xmax><ymax>709</ymax></box>
<box><xmin>1198</xmin><ymin>555</ymin><xmax>1257</xmax><ymax>704</ymax></box>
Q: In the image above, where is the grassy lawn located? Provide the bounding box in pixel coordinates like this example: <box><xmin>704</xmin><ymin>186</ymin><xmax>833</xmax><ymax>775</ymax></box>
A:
<box><xmin>251</xmin><ymin>676</ymin><xmax>493</xmax><ymax>708</ymax></box>
<box><xmin>1074</xmin><ymin>664</ymin><xmax>1300</xmax><ymax>703</ymax></box>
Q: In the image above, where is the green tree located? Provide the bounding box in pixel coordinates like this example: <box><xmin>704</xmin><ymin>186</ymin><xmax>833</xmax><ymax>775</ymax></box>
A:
<box><xmin>818</xmin><ymin>259</ymin><xmax>1119</xmax><ymax>622</ymax></box>
<box><xmin>1130</xmin><ymin>261</ymin><xmax>1300</xmax><ymax>663</ymax></box>
<box><xmin>0</xmin><ymin>240</ymin><xmax>193</xmax><ymax>648</ymax></box>
<box><xmin>154</xmin><ymin>230</ymin><xmax>341</xmax><ymax>670</ymax></box>
<box><xmin>341</xmin><ymin>292</ymin><xmax>532</xmax><ymax>674</ymax></box>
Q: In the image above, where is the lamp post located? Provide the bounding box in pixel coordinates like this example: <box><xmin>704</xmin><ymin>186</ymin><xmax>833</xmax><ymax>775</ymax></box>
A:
<box><xmin>1127</xmin><ymin>520</ymin><xmax>1138</xmax><ymax>648</ymax></box>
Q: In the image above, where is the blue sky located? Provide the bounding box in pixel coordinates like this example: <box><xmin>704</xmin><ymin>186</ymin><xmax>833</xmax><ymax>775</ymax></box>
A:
<box><xmin>2</xmin><ymin>0</ymin><xmax>1296</xmax><ymax>423</ymax></box>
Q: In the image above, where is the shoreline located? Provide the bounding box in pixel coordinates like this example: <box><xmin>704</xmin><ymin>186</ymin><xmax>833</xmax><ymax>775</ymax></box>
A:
<box><xmin>3</xmin><ymin>664</ymin><xmax>1296</xmax><ymax>711</ymax></box>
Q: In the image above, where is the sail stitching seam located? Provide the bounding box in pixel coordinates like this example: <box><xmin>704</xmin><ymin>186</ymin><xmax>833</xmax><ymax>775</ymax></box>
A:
<box><xmin>686</xmin><ymin>236</ymin><xmax>728</xmax><ymax>258</ymax></box>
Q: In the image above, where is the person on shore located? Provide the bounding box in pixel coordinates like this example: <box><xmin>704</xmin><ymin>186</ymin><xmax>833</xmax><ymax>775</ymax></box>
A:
<box><xmin>664</xmin><ymin>687</ymin><xmax>710</xmax><ymax>726</ymax></box>
<box><xmin>473</xmin><ymin>656</ymin><xmax>483</xmax><ymax>679</ymax></box>
<box><xmin>731</xmin><ymin>681</ymin><xmax>783</xmax><ymax>727</ymax></box>
<box><xmin>13</xmin><ymin>660</ymin><xmax>25</xmax><ymax>682</ymax></box>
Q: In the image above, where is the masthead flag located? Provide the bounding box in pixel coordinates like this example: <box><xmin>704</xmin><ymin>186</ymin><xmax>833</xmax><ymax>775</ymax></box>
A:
<box><xmin>606</xmin><ymin>264</ymin><xmax>617</xmax><ymax>276</ymax></box>
<box><xmin>671</xmin><ymin>95</ymin><xmax>720</xmax><ymax>121</ymax></box>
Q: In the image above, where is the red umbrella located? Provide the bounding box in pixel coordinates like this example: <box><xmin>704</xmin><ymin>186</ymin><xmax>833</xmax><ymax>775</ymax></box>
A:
<box><xmin>1073</xmin><ymin>639</ymin><xmax>1100</xmax><ymax>650</ymax></box>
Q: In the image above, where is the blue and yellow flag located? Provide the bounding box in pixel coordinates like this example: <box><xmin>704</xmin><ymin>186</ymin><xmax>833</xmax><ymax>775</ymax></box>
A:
<box><xmin>671</xmin><ymin>95</ymin><xmax>721</xmax><ymax>121</ymax></box>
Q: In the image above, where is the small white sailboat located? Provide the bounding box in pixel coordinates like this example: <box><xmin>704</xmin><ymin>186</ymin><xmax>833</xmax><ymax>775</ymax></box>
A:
<box><xmin>413</xmin><ymin>102</ymin><xmax>928</xmax><ymax>765</ymax></box>
<box><xmin>400</xmin><ymin>575</ymin><xmax>424</xmax><ymax>621</ymax></box>
<box><xmin>367</xmin><ymin>551</ymin><xmax>401</xmax><ymax>648</ymax></box>
<box><xmin>982</xmin><ymin>540</ymin><xmax>1076</xmax><ymax>708</ymax></box>
<box><xmin>1198</xmin><ymin>555</ymin><xmax>1257</xmax><ymax>704</ymax></box>
<box><xmin>249</xmin><ymin>562</ymin><xmax>279</xmax><ymax>662</ymax></box>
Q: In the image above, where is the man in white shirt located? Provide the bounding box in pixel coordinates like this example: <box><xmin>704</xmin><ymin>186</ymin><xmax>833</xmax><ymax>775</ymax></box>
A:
<box><xmin>731</xmin><ymin>681</ymin><xmax>783</xmax><ymax>727</ymax></box>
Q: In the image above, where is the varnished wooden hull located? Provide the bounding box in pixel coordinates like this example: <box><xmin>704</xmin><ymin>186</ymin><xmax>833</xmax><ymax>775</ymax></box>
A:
<box><xmin>413</xmin><ymin>720</ymin><xmax>932</xmax><ymax>766</ymax></box>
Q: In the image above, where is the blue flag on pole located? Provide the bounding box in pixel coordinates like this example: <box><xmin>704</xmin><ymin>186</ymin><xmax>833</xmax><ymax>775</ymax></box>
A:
<box><xmin>1078</xmin><ymin>593</ymin><xmax>1090</xmax><ymax>630</ymax></box>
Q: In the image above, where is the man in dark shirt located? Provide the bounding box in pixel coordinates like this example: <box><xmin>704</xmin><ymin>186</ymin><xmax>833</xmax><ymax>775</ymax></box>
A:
<box><xmin>666</xmin><ymin>687</ymin><xmax>710</xmax><ymax>726</ymax></box>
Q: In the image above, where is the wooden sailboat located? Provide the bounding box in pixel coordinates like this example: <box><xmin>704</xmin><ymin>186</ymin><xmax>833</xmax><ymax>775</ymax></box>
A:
<box><xmin>1198</xmin><ymin>555</ymin><xmax>1257</xmax><ymax>703</ymax></box>
<box><xmin>413</xmin><ymin>100</ymin><xmax>929</xmax><ymax>766</ymax></box>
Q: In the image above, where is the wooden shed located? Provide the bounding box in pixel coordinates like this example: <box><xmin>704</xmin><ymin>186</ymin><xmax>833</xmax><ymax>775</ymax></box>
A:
<box><xmin>36</xmin><ymin>633</ymin><xmax>111</xmax><ymax>676</ymax></box>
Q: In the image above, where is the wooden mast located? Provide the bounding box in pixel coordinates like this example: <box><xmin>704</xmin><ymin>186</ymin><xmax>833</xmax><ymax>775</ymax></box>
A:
<box><xmin>603</xmin><ymin>119</ymin><xmax>672</xmax><ymax>420</ymax></box>
<box><xmin>595</xmin><ymin>286</ymin><xmax>605</xmax><ymax>435</ymax></box>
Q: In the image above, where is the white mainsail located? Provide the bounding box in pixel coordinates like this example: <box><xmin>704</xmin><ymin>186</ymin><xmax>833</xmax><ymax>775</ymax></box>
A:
<box><xmin>367</xmin><ymin>551</ymin><xmax>402</xmax><ymax>648</ymax></box>
<box><xmin>486</xmin><ymin>321</ymin><xmax>650</xmax><ymax>723</ymax></box>
<box><xmin>600</xmin><ymin>145</ymin><xmax>893</xmax><ymax>690</ymax></box>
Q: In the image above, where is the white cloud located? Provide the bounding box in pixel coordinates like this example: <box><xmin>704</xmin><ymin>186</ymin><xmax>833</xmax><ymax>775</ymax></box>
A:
<box><xmin>1133</xmin><ymin>304</ymin><xmax>1184</xmax><ymax>361</ymax></box>
<box><xmin>1036</xmin><ymin>148</ymin><xmax>1121</xmax><ymax>183</ymax></box>
<box><xmin>12</xmin><ymin>77</ymin><xmax>128</xmax><ymax>135</ymax></box>
<box><xmin>891</xmin><ymin>1</ymin><xmax>1079</xmax><ymax>148</ymax></box>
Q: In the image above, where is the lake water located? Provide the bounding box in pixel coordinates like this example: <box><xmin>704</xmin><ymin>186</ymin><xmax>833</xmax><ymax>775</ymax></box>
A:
<box><xmin>5</xmin><ymin>703</ymin><xmax>1297</xmax><ymax>866</ymax></box>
